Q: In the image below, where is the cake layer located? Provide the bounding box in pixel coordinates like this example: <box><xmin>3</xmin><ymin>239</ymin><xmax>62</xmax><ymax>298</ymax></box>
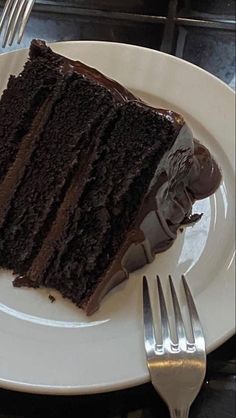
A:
<box><xmin>0</xmin><ymin>73</ymin><xmax>116</xmax><ymax>272</ymax></box>
<box><xmin>0</xmin><ymin>49</ymin><xmax>63</xmax><ymax>183</ymax></box>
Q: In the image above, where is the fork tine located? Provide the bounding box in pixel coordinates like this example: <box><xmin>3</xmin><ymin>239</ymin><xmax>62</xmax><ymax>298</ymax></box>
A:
<box><xmin>0</xmin><ymin>0</ymin><xmax>14</xmax><ymax>33</ymax></box>
<box><xmin>156</xmin><ymin>275</ymin><xmax>171</xmax><ymax>343</ymax></box>
<box><xmin>17</xmin><ymin>0</ymin><xmax>34</xmax><ymax>44</ymax></box>
<box><xmin>143</xmin><ymin>276</ymin><xmax>156</xmax><ymax>355</ymax></box>
<box><xmin>8</xmin><ymin>0</ymin><xmax>26</xmax><ymax>46</ymax></box>
<box><xmin>169</xmin><ymin>275</ymin><xmax>186</xmax><ymax>346</ymax></box>
<box><xmin>2</xmin><ymin>0</ymin><xmax>21</xmax><ymax>48</ymax></box>
<box><xmin>182</xmin><ymin>275</ymin><xmax>205</xmax><ymax>347</ymax></box>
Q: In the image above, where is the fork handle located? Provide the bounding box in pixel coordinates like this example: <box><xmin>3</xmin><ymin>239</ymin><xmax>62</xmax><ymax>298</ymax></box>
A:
<box><xmin>170</xmin><ymin>407</ymin><xmax>189</xmax><ymax>418</ymax></box>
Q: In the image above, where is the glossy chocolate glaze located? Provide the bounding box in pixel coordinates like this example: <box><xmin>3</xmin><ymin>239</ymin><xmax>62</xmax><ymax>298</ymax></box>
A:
<box><xmin>85</xmin><ymin>126</ymin><xmax>222</xmax><ymax>314</ymax></box>
<box><xmin>16</xmin><ymin>41</ymin><xmax>222</xmax><ymax>314</ymax></box>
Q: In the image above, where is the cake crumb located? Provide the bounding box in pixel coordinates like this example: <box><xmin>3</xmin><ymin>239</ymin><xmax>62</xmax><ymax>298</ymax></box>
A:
<box><xmin>49</xmin><ymin>294</ymin><xmax>56</xmax><ymax>303</ymax></box>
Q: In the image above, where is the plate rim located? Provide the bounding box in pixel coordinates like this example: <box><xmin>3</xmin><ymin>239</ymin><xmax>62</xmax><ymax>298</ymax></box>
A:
<box><xmin>0</xmin><ymin>39</ymin><xmax>235</xmax><ymax>95</ymax></box>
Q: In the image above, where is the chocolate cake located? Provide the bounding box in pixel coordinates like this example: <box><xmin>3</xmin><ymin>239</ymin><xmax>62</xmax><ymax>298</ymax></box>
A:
<box><xmin>0</xmin><ymin>40</ymin><xmax>221</xmax><ymax>314</ymax></box>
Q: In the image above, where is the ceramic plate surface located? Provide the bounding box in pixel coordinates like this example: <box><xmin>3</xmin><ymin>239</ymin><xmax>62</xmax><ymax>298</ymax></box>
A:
<box><xmin>0</xmin><ymin>41</ymin><xmax>235</xmax><ymax>394</ymax></box>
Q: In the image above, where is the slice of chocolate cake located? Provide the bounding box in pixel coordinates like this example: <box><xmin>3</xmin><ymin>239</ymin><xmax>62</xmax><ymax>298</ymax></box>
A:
<box><xmin>0</xmin><ymin>40</ymin><xmax>221</xmax><ymax>314</ymax></box>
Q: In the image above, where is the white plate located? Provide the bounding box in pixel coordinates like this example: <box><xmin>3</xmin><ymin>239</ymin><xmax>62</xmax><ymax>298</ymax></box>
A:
<box><xmin>0</xmin><ymin>41</ymin><xmax>235</xmax><ymax>395</ymax></box>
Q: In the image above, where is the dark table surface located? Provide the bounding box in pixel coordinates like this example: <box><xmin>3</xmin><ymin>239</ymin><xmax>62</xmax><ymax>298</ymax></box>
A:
<box><xmin>0</xmin><ymin>1</ymin><xmax>235</xmax><ymax>417</ymax></box>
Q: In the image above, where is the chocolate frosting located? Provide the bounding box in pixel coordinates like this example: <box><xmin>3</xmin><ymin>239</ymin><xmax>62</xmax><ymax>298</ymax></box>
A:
<box><xmin>85</xmin><ymin>126</ymin><xmax>222</xmax><ymax>314</ymax></box>
<box><xmin>16</xmin><ymin>40</ymin><xmax>222</xmax><ymax>314</ymax></box>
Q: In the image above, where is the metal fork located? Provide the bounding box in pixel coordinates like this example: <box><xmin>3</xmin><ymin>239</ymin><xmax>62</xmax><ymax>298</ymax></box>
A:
<box><xmin>143</xmin><ymin>275</ymin><xmax>206</xmax><ymax>418</ymax></box>
<box><xmin>0</xmin><ymin>0</ymin><xmax>35</xmax><ymax>48</ymax></box>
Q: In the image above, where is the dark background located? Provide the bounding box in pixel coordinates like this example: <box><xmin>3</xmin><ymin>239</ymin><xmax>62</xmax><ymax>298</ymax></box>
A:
<box><xmin>0</xmin><ymin>0</ymin><xmax>235</xmax><ymax>86</ymax></box>
<box><xmin>0</xmin><ymin>1</ymin><xmax>235</xmax><ymax>417</ymax></box>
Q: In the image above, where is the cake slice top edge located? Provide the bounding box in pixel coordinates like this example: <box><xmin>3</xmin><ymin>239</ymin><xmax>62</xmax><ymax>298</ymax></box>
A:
<box><xmin>29</xmin><ymin>39</ymin><xmax>185</xmax><ymax>130</ymax></box>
